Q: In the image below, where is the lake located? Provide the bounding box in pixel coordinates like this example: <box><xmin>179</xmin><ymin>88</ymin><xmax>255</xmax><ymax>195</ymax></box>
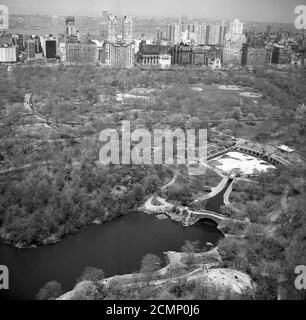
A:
<box><xmin>0</xmin><ymin>212</ymin><xmax>223</xmax><ymax>300</ymax></box>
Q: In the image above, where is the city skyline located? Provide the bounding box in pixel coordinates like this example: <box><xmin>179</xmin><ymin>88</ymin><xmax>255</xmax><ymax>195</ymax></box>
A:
<box><xmin>0</xmin><ymin>0</ymin><xmax>303</xmax><ymax>23</ymax></box>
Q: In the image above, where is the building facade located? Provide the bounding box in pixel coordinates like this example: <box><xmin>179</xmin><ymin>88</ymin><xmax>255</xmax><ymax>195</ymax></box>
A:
<box><xmin>40</xmin><ymin>35</ymin><xmax>57</xmax><ymax>59</ymax></box>
<box><xmin>222</xmin><ymin>19</ymin><xmax>246</xmax><ymax>67</ymax></box>
<box><xmin>66</xmin><ymin>16</ymin><xmax>77</xmax><ymax>37</ymax></box>
<box><xmin>241</xmin><ymin>44</ymin><xmax>267</xmax><ymax>68</ymax></box>
<box><xmin>108</xmin><ymin>14</ymin><xmax>118</xmax><ymax>42</ymax></box>
<box><xmin>271</xmin><ymin>45</ymin><xmax>293</xmax><ymax>65</ymax></box>
<box><xmin>195</xmin><ymin>24</ymin><xmax>208</xmax><ymax>45</ymax></box>
<box><xmin>171</xmin><ymin>44</ymin><xmax>222</xmax><ymax>67</ymax></box>
<box><xmin>65</xmin><ymin>42</ymin><xmax>97</xmax><ymax>64</ymax></box>
<box><xmin>0</xmin><ymin>46</ymin><xmax>16</xmax><ymax>62</ymax></box>
<box><xmin>0</xmin><ymin>33</ymin><xmax>12</xmax><ymax>46</ymax></box>
<box><xmin>45</xmin><ymin>39</ymin><xmax>57</xmax><ymax>59</ymax></box>
<box><xmin>104</xmin><ymin>41</ymin><xmax>134</xmax><ymax>68</ymax></box>
<box><xmin>122</xmin><ymin>16</ymin><xmax>133</xmax><ymax>43</ymax></box>
<box><xmin>137</xmin><ymin>42</ymin><xmax>171</xmax><ymax>67</ymax></box>
<box><xmin>25</xmin><ymin>39</ymin><xmax>36</xmax><ymax>60</ymax></box>
<box><xmin>167</xmin><ymin>24</ymin><xmax>181</xmax><ymax>45</ymax></box>
<box><xmin>208</xmin><ymin>25</ymin><xmax>221</xmax><ymax>45</ymax></box>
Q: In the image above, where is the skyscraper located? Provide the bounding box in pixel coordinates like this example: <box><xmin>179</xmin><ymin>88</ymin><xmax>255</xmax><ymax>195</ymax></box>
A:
<box><xmin>223</xmin><ymin>19</ymin><xmax>246</xmax><ymax>67</ymax></box>
<box><xmin>228</xmin><ymin>19</ymin><xmax>244</xmax><ymax>37</ymax></box>
<box><xmin>0</xmin><ymin>47</ymin><xmax>16</xmax><ymax>62</ymax></box>
<box><xmin>66</xmin><ymin>16</ymin><xmax>77</xmax><ymax>37</ymax></box>
<box><xmin>180</xmin><ymin>15</ymin><xmax>188</xmax><ymax>32</ymax></box>
<box><xmin>26</xmin><ymin>39</ymin><xmax>36</xmax><ymax>60</ymax></box>
<box><xmin>195</xmin><ymin>24</ymin><xmax>208</xmax><ymax>45</ymax></box>
<box><xmin>65</xmin><ymin>42</ymin><xmax>97</xmax><ymax>64</ymax></box>
<box><xmin>104</xmin><ymin>41</ymin><xmax>134</xmax><ymax>68</ymax></box>
<box><xmin>219</xmin><ymin>22</ymin><xmax>227</xmax><ymax>45</ymax></box>
<box><xmin>122</xmin><ymin>16</ymin><xmax>133</xmax><ymax>43</ymax></box>
<box><xmin>45</xmin><ymin>40</ymin><xmax>57</xmax><ymax>59</ymax></box>
<box><xmin>208</xmin><ymin>24</ymin><xmax>221</xmax><ymax>45</ymax></box>
<box><xmin>40</xmin><ymin>35</ymin><xmax>57</xmax><ymax>59</ymax></box>
<box><xmin>108</xmin><ymin>14</ymin><xmax>118</xmax><ymax>42</ymax></box>
<box><xmin>0</xmin><ymin>5</ymin><xmax>9</xmax><ymax>31</ymax></box>
<box><xmin>167</xmin><ymin>24</ymin><xmax>181</xmax><ymax>45</ymax></box>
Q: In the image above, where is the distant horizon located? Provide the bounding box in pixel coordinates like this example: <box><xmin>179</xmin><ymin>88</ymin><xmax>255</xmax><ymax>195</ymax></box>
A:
<box><xmin>7</xmin><ymin>11</ymin><xmax>296</xmax><ymax>27</ymax></box>
<box><xmin>0</xmin><ymin>0</ymin><xmax>302</xmax><ymax>24</ymax></box>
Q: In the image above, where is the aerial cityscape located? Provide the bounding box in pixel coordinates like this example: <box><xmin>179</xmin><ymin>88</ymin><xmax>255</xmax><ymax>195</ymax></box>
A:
<box><xmin>0</xmin><ymin>0</ymin><xmax>306</xmax><ymax>303</ymax></box>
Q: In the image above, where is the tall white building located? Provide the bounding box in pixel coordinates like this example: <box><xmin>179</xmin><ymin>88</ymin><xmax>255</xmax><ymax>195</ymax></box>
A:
<box><xmin>167</xmin><ymin>24</ymin><xmax>181</xmax><ymax>45</ymax></box>
<box><xmin>108</xmin><ymin>14</ymin><xmax>133</xmax><ymax>44</ymax></box>
<box><xmin>228</xmin><ymin>19</ymin><xmax>244</xmax><ymax>37</ymax></box>
<box><xmin>208</xmin><ymin>24</ymin><xmax>221</xmax><ymax>45</ymax></box>
<box><xmin>195</xmin><ymin>24</ymin><xmax>208</xmax><ymax>45</ymax></box>
<box><xmin>108</xmin><ymin>14</ymin><xmax>118</xmax><ymax>42</ymax></box>
<box><xmin>223</xmin><ymin>18</ymin><xmax>246</xmax><ymax>67</ymax></box>
<box><xmin>66</xmin><ymin>16</ymin><xmax>77</xmax><ymax>37</ymax></box>
<box><xmin>104</xmin><ymin>41</ymin><xmax>134</xmax><ymax>68</ymax></box>
<box><xmin>0</xmin><ymin>46</ymin><xmax>16</xmax><ymax>62</ymax></box>
<box><xmin>122</xmin><ymin>15</ymin><xmax>133</xmax><ymax>43</ymax></box>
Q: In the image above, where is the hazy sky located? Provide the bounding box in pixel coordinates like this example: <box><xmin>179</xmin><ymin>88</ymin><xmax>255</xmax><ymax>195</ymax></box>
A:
<box><xmin>2</xmin><ymin>0</ymin><xmax>304</xmax><ymax>23</ymax></box>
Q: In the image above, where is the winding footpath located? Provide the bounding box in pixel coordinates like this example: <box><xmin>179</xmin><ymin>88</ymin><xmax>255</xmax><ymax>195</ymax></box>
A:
<box><xmin>24</xmin><ymin>93</ymin><xmax>64</xmax><ymax>135</ymax></box>
<box><xmin>142</xmin><ymin>168</ymin><xmax>230</xmax><ymax>225</ymax></box>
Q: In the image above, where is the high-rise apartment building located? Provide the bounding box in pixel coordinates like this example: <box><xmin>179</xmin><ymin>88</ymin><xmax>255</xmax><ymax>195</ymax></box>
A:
<box><xmin>223</xmin><ymin>18</ymin><xmax>246</xmax><ymax>66</ymax></box>
<box><xmin>195</xmin><ymin>24</ymin><xmax>208</xmax><ymax>45</ymax></box>
<box><xmin>105</xmin><ymin>14</ymin><xmax>134</xmax><ymax>67</ymax></box>
<box><xmin>25</xmin><ymin>39</ymin><xmax>36</xmax><ymax>60</ymax></box>
<box><xmin>66</xmin><ymin>16</ymin><xmax>77</xmax><ymax>37</ymax></box>
<box><xmin>108</xmin><ymin>14</ymin><xmax>118</xmax><ymax>42</ymax></box>
<box><xmin>12</xmin><ymin>34</ymin><xmax>24</xmax><ymax>56</ymax></box>
<box><xmin>171</xmin><ymin>44</ymin><xmax>222</xmax><ymax>67</ymax></box>
<box><xmin>104</xmin><ymin>41</ymin><xmax>134</xmax><ymax>68</ymax></box>
<box><xmin>180</xmin><ymin>15</ymin><xmax>188</xmax><ymax>32</ymax></box>
<box><xmin>0</xmin><ymin>46</ymin><xmax>16</xmax><ymax>62</ymax></box>
<box><xmin>219</xmin><ymin>23</ymin><xmax>227</xmax><ymax>45</ymax></box>
<box><xmin>228</xmin><ymin>19</ymin><xmax>244</xmax><ymax>37</ymax></box>
<box><xmin>156</xmin><ymin>31</ymin><xmax>166</xmax><ymax>40</ymax></box>
<box><xmin>40</xmin><ymin>35</ymin><xmax>57</xmax><ymax>59</ymax></box>
<box><xmin>271</xmin><ymin>45</ymin><xmax>293</xmax><ymax>65</ymax></box>
<box><xmin>241</xmin><ymin>44</ymin><xmax>267</xmax><ymax>68</ymax></box>
<box><xmin>122</xmin><ymin>15</ymin><xmax>133</xmax><ymax>43</ymax></box>
<box><xmin>181</xmin><ymin>24</ymin><xmax>198</xmax><ymax>44</ymax></box>
<box><xmin>0</xmin><ymin>20</ymin><xmax>16</xmax><ymax>63</ymax></box>
<box><xmin>45</xmin><ymin>40</ymin><xmax>57</xmax><ymax>59</ymax></box>
<box><xmin>167</xmin><ymin>24</ymin><xmax>181</xmax><ymax>45</ymax></box>
<box><xmin>208</xmin><ymin>24</ymin><xmax>221</xmax><ymax>45</ymax></box>
<box><xmin>65</xmin><ymin>42</ymin><xmax>97</xmax><ymax>64</ymax></box>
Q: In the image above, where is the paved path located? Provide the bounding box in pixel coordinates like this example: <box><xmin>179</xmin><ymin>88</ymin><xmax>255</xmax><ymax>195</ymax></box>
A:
<box><xmin>24</xmin><ymin>93</ymin><xmax>64</xmax><ymax>135</ymax></box>
<box><xmin>161</xmin><ymin>171</ymin><xmax>178</xmax><ymax>190</ymax></box>
<box><xmin>143</xmin><ymin>194</ymin><xmax>227</xmax><ymax>224</ymax></box>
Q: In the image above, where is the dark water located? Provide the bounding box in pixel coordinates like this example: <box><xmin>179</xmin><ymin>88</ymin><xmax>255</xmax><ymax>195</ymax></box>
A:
<box><xmin>0</xmin><ymin>212</ymin><xmax>223</xmax><ymax>300</ymax></box>
<box><xmin>206</xmin><ymin>179</ymin><xmax>233</xmax><ymax>213</ymax></box>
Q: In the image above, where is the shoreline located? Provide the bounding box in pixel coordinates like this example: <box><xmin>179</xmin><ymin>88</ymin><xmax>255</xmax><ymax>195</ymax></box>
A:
<box><xmin>0</xmin><ymin>211</ymin><xmax>132</xmax><ymax>250</ymax></box>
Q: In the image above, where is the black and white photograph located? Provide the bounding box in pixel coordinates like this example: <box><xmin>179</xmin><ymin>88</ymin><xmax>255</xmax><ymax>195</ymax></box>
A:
<box><xmin>0</xmin><ymin>0</ymin><xmax>306</xmax><ymax>304</ymax></box>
